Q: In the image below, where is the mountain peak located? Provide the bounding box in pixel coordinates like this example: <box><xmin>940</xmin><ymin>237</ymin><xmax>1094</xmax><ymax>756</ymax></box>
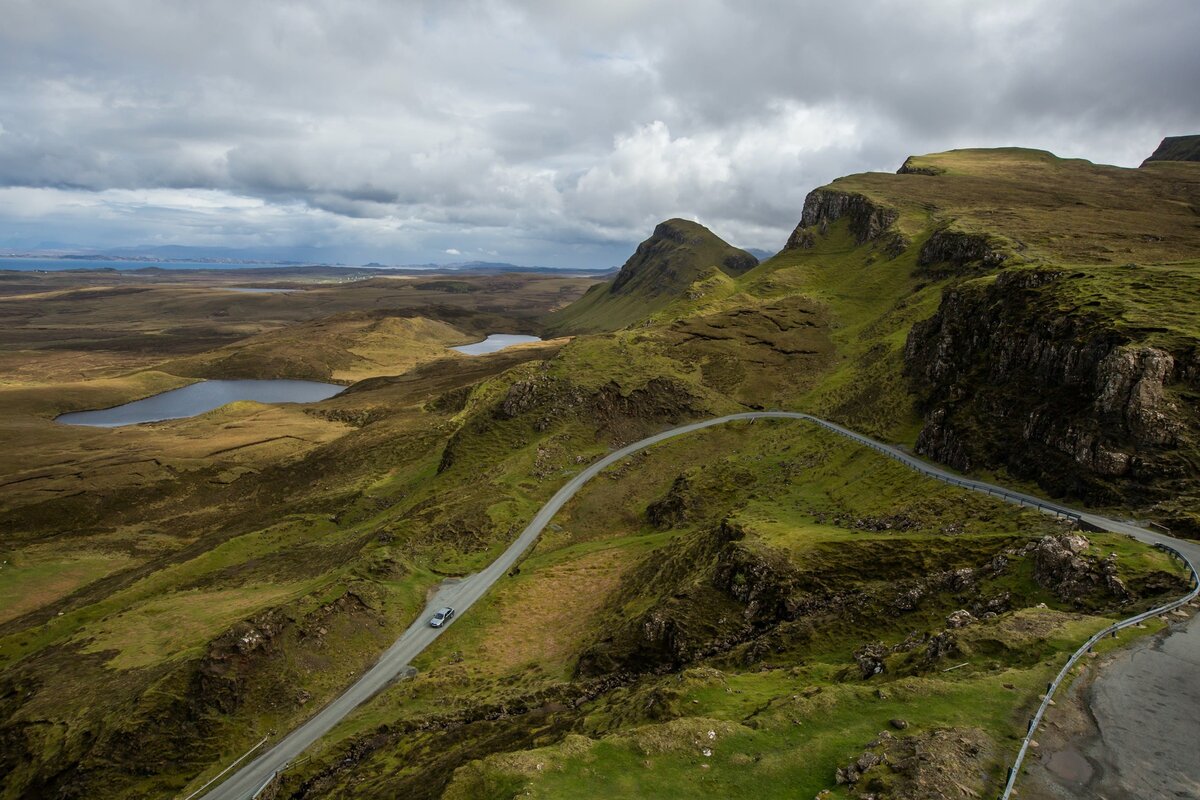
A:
<box><xmin>609</xmin><ymin>219</ymin><xmax>756</xmax><ymax>296</ymax></box>
<box><xmin>546</xmin><ymin>219</ymin><xmax>757</xmax><ymax>334</ymax></box>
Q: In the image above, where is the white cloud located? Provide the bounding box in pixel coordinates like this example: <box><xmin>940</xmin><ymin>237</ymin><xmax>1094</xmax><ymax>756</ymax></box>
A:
<box><xmin>0</xmin><ymin>0</ymin><xmax>1196</xmax><ymax>266</ymax></box>
<box><xmin>444</xmin><ymin>248</ymin><xmax>461</xmax><ymax>255</ymax></box>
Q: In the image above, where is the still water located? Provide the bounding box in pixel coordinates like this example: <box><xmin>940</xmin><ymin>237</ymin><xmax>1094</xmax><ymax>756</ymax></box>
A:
<box><xmin>451</xmin><ymin>334</ymin><xmax>542</xmax><ymax>356</ymax></box>
<box><xmin>57</xmin><ymin>379</ymin><xmax>345</xmax><ymax>427</ymax></box>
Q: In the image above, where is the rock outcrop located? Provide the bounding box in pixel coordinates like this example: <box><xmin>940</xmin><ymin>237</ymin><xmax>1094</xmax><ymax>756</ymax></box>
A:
<box><xmin>834</xmin><ymin>727</ymin><xmax>994</xmax><ymax>799</ymax></box>
<box><xmin>1141</xmin><ymin>134</ymin><xmax>1200</xmax><ymax>166</ymax></box>
<box><xmin>1027</xmin><ymin>534</ymin><xmax>1130</xmax><ymax>604</ymax></box>
<box><xmin>440</xmin><ymin>374</ymin><xmax>701</xmax><ymax>472</ymax></box>
<box><xmin>610</xmin><ymin>219</ymin><xmax>757</xmax><ymax>295</ymax></box>
<box><xmin>785</xmin><ymin>188</ymin><xmax>900</xmax><ymax>248</ymax></box>
<box><xmin>897</xmin><ymin>155</ymin><xmax>946</xmax><ymax>175</ymax></box>
<box><xmin>545</xmin><ymin>218</ymin><xmax>758</xmax><ymax>334</ymax></box>
<box><xmin>917</xmin><ymin>225</ymin><xmax>1009</xmax><ymax>271</ymax></box>
<box><xmin>905</xmin><ymin>268</ymin><xmax>1196</xmax><ymax>524</ymax></box>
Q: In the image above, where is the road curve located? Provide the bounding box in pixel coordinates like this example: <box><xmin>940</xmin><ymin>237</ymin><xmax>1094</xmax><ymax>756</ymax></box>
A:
<box><xmin>197</xmin><ymin>411</ymin><xmax>1200</xmax><ymax>800</ymax></box>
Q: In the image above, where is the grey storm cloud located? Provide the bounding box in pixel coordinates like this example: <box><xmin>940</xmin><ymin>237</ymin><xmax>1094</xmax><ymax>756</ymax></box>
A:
<box><xmin>0</xmin><ymin>0</ymin><xmax>1198</xmax><ymax>266</ymax></box>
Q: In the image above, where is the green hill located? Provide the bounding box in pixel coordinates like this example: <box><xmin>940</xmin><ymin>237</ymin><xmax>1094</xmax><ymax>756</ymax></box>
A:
<box><xmin>771</xmin><ymin>146</ymin><xmax>1200</xmax><ymax>530</ymax></box>
<box><xmin>544</xmin><ymin>218</ymin><xmax>758</xmax><ymax>334</ymax></box>
<box><xmin>2</xmin><ymin>144</ymin><xmax>1199</xmax><ymax>800</ymax></box>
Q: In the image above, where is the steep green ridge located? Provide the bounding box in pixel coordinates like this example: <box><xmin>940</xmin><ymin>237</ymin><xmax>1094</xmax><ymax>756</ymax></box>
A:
<box><xmin>775</xmin><ymin>146</ymin><xmax>1200</xmax><ymax>531</ymax></box>
<box><xmin>544</xmin><ymin>219</ymin><xmax>758</xmax><ymax>335</ymax></box>
<box><xmin>1142</xmin><ymin>134</ymin><xmax>1200</xmax><ymax>165</ymax></box>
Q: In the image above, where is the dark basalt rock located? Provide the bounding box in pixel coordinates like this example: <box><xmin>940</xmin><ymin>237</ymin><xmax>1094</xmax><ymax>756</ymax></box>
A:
<box><xmin>1141</xmin><ymin>134</ymin><xmax>1200</xmax><ymax>166</ymax></box>
<box><xmin>904</xmin><ymin>268</ymin><xmax>1196</xmax><ymax>526</ymax></box>
<box><xmin>1027</xmin><ymin>533</ymin><xmax>1131</xmax><ymax>604</ymax></box>
<box><xmin>853</xmin><ymin>642</ymin><xmax>889</xmax><ymax>679</ymax></box>
<box><xmin>897</xmin><ymin>155</ymin><xmax>946</xmax><ymax>175</ymax></box>
<box><xmin>917</xmin><ymin>225</ymin><xmax>1008</xmax><ymax>271</ymax></box>
<box><xmin>785</xmin><ymin>188</ymin><xmax>900</xmax><ymax>249</ymax></box>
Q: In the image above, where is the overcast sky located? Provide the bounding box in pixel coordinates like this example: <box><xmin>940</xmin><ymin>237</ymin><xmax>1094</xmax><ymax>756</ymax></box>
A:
<box><xmin>1</xmin><ymin>1</ymin><xmax>1197</xmax><ymax>267</ymax></box>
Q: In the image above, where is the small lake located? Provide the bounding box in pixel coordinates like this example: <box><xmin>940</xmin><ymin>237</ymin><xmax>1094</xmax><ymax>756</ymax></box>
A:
<box><xmin>225</xmin><ymin>287</ymin><xmax>297</xmax><ymax>294</ymax></box>
<box><xmin>57</xmin><ymin>379</ymin><xmax>345</xmax><ymax>427</ymax></box>
<box><xmin>451</xmin><ymin>334</ymin><xmax>542</xmax><ymax>356</ymax></box>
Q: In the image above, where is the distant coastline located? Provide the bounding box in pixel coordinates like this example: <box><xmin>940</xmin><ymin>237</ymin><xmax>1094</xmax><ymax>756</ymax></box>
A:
<box><xmin>0</xmin><ymin>256</ymin><xmax>611</xmax><ymax>276</ymax></box>
<box><xmin>0</xmin><ymin>256</ymin><xmax>315</xmax><ymax>272</ymax></box>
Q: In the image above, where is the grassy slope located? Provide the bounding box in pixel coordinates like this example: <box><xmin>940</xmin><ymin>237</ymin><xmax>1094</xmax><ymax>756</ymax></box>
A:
<box><xmin>544</xmin><ymin>219</ymin><xmax>756</xmax><ymax>336</ymax></box>
<box><xmin>272</xmin><ymin>421</ymin><xmax>1186</xmax><ymax>800</ymax></box>
<box><xmin>0</xmin><ymin>274</ymin><xmax>598</xmax><ymax>798</ymax></box>
<box><xmin>163</xmin><ymin>313</ymin><xmax>476</xmax><ymax>383</ymax></box>
<box><xmin>2</xmin><ymin>149</ymin><xmax>1198</xmax><ymax>799</ymax></box>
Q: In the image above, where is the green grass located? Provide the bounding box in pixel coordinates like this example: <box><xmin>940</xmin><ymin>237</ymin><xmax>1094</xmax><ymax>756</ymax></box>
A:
<box><xmin>444</xmin><ymin>612</ymin><xmax>1111</xmax><ymax>800</ymax></box>
<box><xmin>6</xmin><ymin>147</ymin><xmax>1199</xmax><ymax>799</ymax></box>
<box><xmin>0</xmin><ymin>548</ymin><xmax>137</xmax><ymax>625</ymax></box>
<box><xmin>0</xmin><ymin>513</ymin><xmax>409</xmax><ymax>669</ymax></box>
<box><xmin>544</xmin><ymin>219</ymin><xmax>757</xmax><ymax>335</ymax></box>
<box><xmin>81</xmin><ymin>583</ymin><xmax>307</xmax><ymax>669</ymax></box>
<box><xmin>278</xmin><ymin>418</ymin><xmax>1182</xmax><ymax>799</ymax></box>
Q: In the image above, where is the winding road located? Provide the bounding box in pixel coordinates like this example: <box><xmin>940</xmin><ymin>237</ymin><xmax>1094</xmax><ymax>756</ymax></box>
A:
<box><xmin>196</xmin><ymin>411</ymin><xmax>1200</xmax><ymax>800</ymax></box>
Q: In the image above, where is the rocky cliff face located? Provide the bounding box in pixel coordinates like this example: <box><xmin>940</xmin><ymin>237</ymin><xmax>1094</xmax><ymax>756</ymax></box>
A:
<box><xmin>1141</xmin><ymin>134</ymin><xmax>1200</xmax><ymax>166</ymax></box>
<box><xmin>785</xmin><ymin>188</ymin><xmax>900</xmax><ymax>248</ymax></box>
<box><xmin>905</xmin><ymin>269</ymin><xmax>1198</xmax><ymax>530</ymax></box>
<box><xmin>917</xmin><ymin>225</ymin><xmax>1009</xmax><ymax>271</ymax></box>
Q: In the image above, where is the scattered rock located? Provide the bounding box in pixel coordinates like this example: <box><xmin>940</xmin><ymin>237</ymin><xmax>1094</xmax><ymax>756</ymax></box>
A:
<box><xmin>834</xmin><ymin>727</ymin><xmax>994</xmax><ymax>798</ymax></box>
<box><xmin>1030</xmin><ymin>534</ymin><xmax>1131</xmax><ymax>604</ymax></box>
<box><xmin>854</xmin><ymin>642</ymin><xmax>889</xmax><ymax>679</ymax></box>
<box><xmin>945</xmin><ymin>610</ymin><xmax>977</xmax><ymax>629</ymax></box>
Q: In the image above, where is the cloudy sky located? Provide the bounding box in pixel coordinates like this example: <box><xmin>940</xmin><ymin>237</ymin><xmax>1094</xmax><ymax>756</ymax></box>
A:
<box><xmin>1</xmin><ymin>1</ymin><xmax>1197</xmax><ymax>267</ymax></box>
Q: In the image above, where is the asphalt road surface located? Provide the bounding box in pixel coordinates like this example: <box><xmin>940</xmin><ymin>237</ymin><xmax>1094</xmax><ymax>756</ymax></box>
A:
<box><xmin>197</xmin><ymin>411</ymin><xmax>1200</xmax><ymax>799</ymax></box>
<box><xmin>1026</xmin><ymin>607</ymin><xmax>1200</xmax><ymax>800</ymax></box>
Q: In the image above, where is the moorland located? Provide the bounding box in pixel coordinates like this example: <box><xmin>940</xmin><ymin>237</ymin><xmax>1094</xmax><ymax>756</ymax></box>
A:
<box><xmin>1</xmin><ymin>141</ymin><xmax>1199</xmax><ymax>800</ymax></box>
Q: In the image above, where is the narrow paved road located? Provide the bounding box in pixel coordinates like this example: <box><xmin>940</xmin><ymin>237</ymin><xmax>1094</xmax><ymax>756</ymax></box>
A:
<box><xmin>197</xmin><ymin>411</ymin><xmax>1200</xmax><ymax>799</ymax></box>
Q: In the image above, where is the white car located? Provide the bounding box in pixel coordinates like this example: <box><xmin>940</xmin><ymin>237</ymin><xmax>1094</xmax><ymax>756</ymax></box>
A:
<box><xmin>429</xmin><ymin>606</ymin><xmax>455</xmax><ymax>627</ymax></box>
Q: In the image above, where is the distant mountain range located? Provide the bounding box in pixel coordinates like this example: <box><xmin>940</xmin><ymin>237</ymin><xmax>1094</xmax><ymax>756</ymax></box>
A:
<box><xmin>1</xmin><ymin>248</ymin><xmax>612</xmax><ymax>276</ymax></box>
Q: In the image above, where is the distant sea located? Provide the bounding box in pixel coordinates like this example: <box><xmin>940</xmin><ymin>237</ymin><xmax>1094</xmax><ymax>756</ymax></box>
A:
<box><xmin>0</xmin><ymin>257</ymin><xmax>299</xmax><ymax>271</ymax></box>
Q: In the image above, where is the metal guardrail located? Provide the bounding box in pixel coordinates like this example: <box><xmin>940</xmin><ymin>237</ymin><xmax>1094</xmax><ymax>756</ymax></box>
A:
<box><xmin>997</xmin><ymin>545</ymin><xmax>1200</xmax><ymax>799</ymax></box>
<box><xmin>180</xmin><ymin>735</ymin><xmax>270</xmax><ymax>800</ymax></box>
<box><xmin>185</xmin><ymin>411</ymin><xmax>1189</xmax><ymax>799</ymax></box>
<box><xmin>250</xmin><ymin>771</ymin><xmax>277</xmax><ymax>800</ymax></box>
<box><xmin>801</xmin><ymin>416</ymin><xmax>1082</xmax><ymax>523</ymax></box>
<box><xmin>791</xmin><ymin>413</ymin><xmax>1199</xmax><ymax>799</ymax></box>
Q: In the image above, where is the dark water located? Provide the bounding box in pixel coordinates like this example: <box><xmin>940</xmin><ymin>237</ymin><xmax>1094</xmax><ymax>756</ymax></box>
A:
<box><xmin>451</xmin><ymin>334</ymin><xmax>542</xmax><ymax>355</ymax></box>
<box><xmin>224</xmin><ymin>287</ymin><xmax>297</xmax><ymax>293</ymax></box>
<box><xmin>56</xmin><ymin>379</ymin><xmax>345</xmax><ymax>427</ymax></box>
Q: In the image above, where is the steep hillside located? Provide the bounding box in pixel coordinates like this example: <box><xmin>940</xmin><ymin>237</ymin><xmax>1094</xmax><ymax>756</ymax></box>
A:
<box><xmin>2</xmin><ymin>144</ymin><xmax>1198</xmax><ymax>800</ymax></box>
<box><xmin>544</xmin><ymin>219</ymin><xmax>757</xmax><ymax>335</ymax></box>
<box><xmin>775</xmin><ymin>146</ymin><xmax>1200</xmax><ymax>532</ymax></box>
<box><xmin>1142</xmin><ymin>134</ymin><xmax>1200</xmax><ymax>164</ymax></box>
